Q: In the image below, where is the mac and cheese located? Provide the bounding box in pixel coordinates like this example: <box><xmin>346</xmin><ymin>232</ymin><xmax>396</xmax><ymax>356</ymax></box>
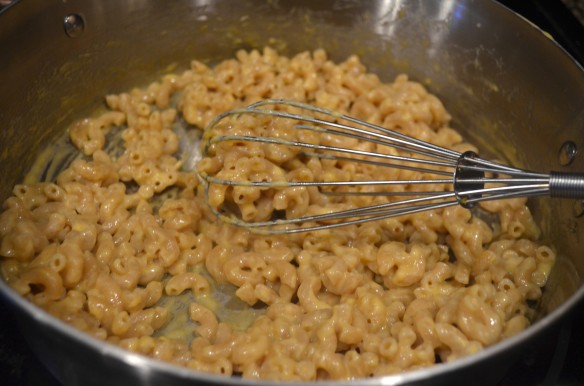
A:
<box><xmin>0</xmin><ymin>48</ymin><xmax>555</xmax><ymax>380</ymax></box>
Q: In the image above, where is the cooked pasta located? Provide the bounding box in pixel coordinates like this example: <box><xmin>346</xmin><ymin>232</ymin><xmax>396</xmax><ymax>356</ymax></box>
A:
<box><xmin>0</xmin><ymin>48</ymin><xmax>555</xmax><ymax>380</ymax></box>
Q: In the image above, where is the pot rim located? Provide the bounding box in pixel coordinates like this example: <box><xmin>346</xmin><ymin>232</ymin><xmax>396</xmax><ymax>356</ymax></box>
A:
<box><xmin>1</xmin><ymin>0</ymin><xmax>583</xmax><ymax>384</ymax></box>
<box><xmin>2</xmin><ymin>275</ymin><xmax>583</xmax><ymax>385</ymax></box>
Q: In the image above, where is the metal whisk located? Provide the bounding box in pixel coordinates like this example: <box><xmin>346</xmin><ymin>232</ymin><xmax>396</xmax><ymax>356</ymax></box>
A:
<box><xmin>197</xmin><ymin>99</ymin><xmax>584</xmax><ymax>234</ymax></box>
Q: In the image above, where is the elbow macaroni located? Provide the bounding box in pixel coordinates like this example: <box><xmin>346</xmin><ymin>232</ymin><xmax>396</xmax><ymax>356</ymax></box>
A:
<box><xmin>0</xmin><ymin>48</ymin><xmax>556</xmax><ymax>380</ymax></box>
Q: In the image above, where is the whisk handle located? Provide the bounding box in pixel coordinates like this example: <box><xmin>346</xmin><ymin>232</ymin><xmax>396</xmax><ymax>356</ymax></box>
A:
<box><xmin>549</xmin><ymin>172</ymin><xmax>584</xmax><ymax>199</ymax></box>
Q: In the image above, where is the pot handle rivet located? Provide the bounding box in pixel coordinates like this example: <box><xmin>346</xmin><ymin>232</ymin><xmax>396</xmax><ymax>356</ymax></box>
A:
<box><xmin>573</xmin><ymin>200</ymin><xmax>584</xmax><ymax>218</ymax></box>
<box><xmin>559</xmin><ymin>140</ymin><xmax>578</xmax><ymax>167</ymax></box>
<box><xmin>63</xmin><ymin>13</ymin><xmax>85</xmax><ymax>38</ymax></box>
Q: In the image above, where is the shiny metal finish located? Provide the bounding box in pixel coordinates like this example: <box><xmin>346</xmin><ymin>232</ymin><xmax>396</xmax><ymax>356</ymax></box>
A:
<box><xmin>63</xmin><ymin>14</ymin><xmax>85</xmax><ymax>38</ymax></box>
<box><xmin>0</xmin><ymin>0</ymin><xmax>583</xmax><ymax>385</ymax></box>
<box><xmin>198</xmin><ymin>99</ymin><xmax>584</xmax><ymax>234</ymax></box>
<box><xmin>559</xmin><ymin>140</ymin><xmax>578</xmax><ymax>166</ymax></box>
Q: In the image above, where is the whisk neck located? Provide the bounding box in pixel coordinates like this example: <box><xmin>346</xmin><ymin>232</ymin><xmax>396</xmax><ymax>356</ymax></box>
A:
<box><xmin>453</xmin><ymin>151</ymin><xmax>485</xmax><ymax>207</ymax></box>
<box><xmin>550</xmin><ymin>171</ymin><xmax>584</xmax><ymax>199</ymax></box>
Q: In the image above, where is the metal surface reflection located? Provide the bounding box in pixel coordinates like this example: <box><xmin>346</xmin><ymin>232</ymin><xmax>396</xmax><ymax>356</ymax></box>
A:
<box><xmin>0</xmin><ymin>0</ymin><xmax>583</xmax><ymax>385</ymax></box>
<box><xmin>426</xmin><ymin>0</ymin><xmax>459</xmax><ymax>58</ymax></box>
<box><xmin>371</xmin><ymin>0</ymin><xmax>402</xmax><ymax>38</ymax></box>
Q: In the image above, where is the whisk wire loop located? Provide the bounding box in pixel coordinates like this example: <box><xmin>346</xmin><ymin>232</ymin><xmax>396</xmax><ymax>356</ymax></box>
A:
<box><xmin>198</xmin><ymin>99</ymin><xmax>584</xmax><ymax>234</ymax></box>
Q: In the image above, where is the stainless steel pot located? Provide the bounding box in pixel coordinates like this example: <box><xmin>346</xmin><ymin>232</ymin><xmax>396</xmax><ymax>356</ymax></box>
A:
<box><xmin>1</xmin><ymin>0</ymin><xmax>583</xmax><ymax>385</ymax></box>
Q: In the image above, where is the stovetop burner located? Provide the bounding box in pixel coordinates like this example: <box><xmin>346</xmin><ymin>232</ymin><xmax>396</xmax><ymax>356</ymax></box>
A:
<box><xmin>0</xmin><ymin>1</ymin><xmax>583</xmax><ymax>385</ymax></box>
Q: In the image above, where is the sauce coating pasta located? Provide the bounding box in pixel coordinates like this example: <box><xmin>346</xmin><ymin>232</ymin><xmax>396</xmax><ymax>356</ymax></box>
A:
<box><xmin>0</xmin><ymin>48</ymin><xmax>554</xmax><ymax>381</ymax></box>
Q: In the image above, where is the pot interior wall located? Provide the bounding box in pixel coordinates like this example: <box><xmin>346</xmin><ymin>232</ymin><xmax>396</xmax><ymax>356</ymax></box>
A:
<box><xmin>1</xmin><ymin>0</ymin><xmax>583</xmax><ymax>380</ymax></box>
